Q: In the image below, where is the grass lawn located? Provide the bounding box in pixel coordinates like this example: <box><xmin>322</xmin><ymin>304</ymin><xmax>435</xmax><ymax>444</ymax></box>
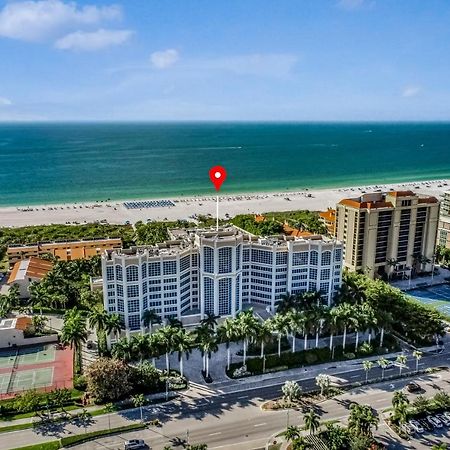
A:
<box><xmin>10</xmin><ymin>442</ymin><xmax>60</xmax><ymax>450</ymax></box>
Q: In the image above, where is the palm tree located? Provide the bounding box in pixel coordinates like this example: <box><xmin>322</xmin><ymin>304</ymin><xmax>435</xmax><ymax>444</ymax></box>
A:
<box><xmin>335</xmin><ymin>303</ymin><xmax>355</xmax><ymax>351</ymax></box>
<box><xmin>105</xmin><ymin>313</ymin><xmax>123</xmax><ymax>346</ymax></box>
<box><xmin>255</xmin><ymin>321</ymin><xmax>273</xmax><ymax>359</ymax></box>
<box><xmin>326</xmin><ymin>307</ymin><xmax>340</xmax><ymax>357</ymax></box>
<box><xmin>311</xmin><ymin>305</ymin><xmax>325</xmax><ymax>349</ymax></box>
<box><xmin>396</xmin><ymin>354</ymin><xmax>408</xmax><ymax>376</ymax></box>
<box><xmin>155</xmin><ymin>326</ymin><xmax>177</xmax><ymax>373</ymax></box>
<box><xmin>132</xmin><ymin>394</ymin><xmax>146</xmax><ymax>423</ymax></box>
<box><xmin>61</xmin><ymin>309</ymin><xmax>88</xmax><ymax>369</ymax></box>
<box><xmin>386</xmin><ymin>258</ymin><xmax>398</xmax><ymax>281</ymax></box>
<box><xmin>201</xmin><ymin>336</ymin><xmax>218</xmax><ymax>379</ymax></box>
<box><xmin>276</xmin><ymin>291</ymin><xmax>298</xmax><ymax>314</ymax></box>
<box><xmin>376</xmin><ymin>310</ymin><xmax>393</xmax><ymax>348</ymax></box>
<box><xmin>236</xmin><ymin>309</ymin><xmax>259</xmax><ymax>366</ymax></box>
<box><xmin>270</xmin><ymin>313</ymin><xmax>291</xmax><ymax>357</ymax></box>
<box><xmin>141</xmin><ymin>309</ymin><xmax>161</xmax><ymax>334</ymax></box>
<box><xmin>348</xmin><ymin>403</ymin><xmax>379</xmax><ymax>437</ymax></box>
<box><xmin>87</xmin><ymin>308</ymin><xmax>109</xmax><ymax>353</ymax></box>
<box><xmin>412</xmin><ymin>350</ymin><xmax>423</xmax><ymax>373</ymax></box>
<box><xmin>287</xmin><ymin>310</ymin><xmax>304</xmax><ymax>353</ymax></box>
<box><xmin>104</xmin><ymin>403</ymin><xmax>115</xmax><ymax>430</ymax></box>
<box><xmin>172</xmin><ymin>328</ymin><xmax>193</xmax><ymax>378</ymax></box>
<box><xmin>377</xmin><ymin>357</ymin><xmax>389</xmax><ymax>380</ymax></box>
<box><xmin>112</xmin><ymin>337</ymin><xmax>134</xmax><ymax>362</ymax></box>
<box><xmin>131</xmin><ymin>334</ymin><xmax>150</xmax><ymax>363</ymax></box>
<box><xmin>362</xmin><ymin>360</ymin><xmax>373</xmax><ymax>382</ymax></box>
<box><xmin>303</xmin><ymin>408</ymin><xmax>320</xmax><ymax>435</ymax></box>
<box><xmin>364</xmin><ymin>305</ymin><xmax>377</xmax><ymax>346</ymax></box>
<box><xmin>200</xmin><ymin>312</ymin><xmax>220</xmax><ymax>331</ymax></box>
<box><xmin>167</xmin><ymin>317</ymin><xmax>183</xmax><ymax>328</ymax></box>
<box><xmin>284</xmin><ymin>425</ymin><xmax>301</xmax><ymax>442</ymax></box>
<box><xmin>217</xmin><ymin>318</ymin><xmax>238</xmax><ymax>371</ymax></box>
<box><xmin>392</xmin><ymin>391</ymin><xmax>409</xmax><ymax>410</ymax></box>
<box><xmin>195</xmin><ymin>324</ymin><xmax>214</xmax><ymax>372</ymax></box>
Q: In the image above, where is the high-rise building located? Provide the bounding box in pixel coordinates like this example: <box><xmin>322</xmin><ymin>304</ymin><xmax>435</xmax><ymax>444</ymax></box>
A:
<box><xmin>102</xmin><ymin>226</ymin><xmax>343</xmax><ymax>333</ymax></box>
<box><xmin>438</xmin><ymin>191</ymin><xmax>450</xmax><ymax>249</ymax></box>
<box><xmin>335</xmin><ymin>191</ymin><xmax>439</xmax><ymax>278</ymax></box>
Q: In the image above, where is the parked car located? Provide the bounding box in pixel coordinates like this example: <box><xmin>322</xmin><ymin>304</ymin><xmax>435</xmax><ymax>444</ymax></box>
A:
<box><xmin>406</xmin><ymin>382</ymin><xmax>421</xmax><ymax>393</ymax></box>
<box><xmin>443</xmin><ymin>411</ymin><xmax>450</xmax><ymax>421</ymax></box>
<box><xmin>428</xmin><ymin>415</ymin><xmax>443</xmax><ymax>428</ymax></box>
<box><xmin>408</xmin><ymin>420</ymin><xmax>424</xmax><ymax>434</ymax></box>
<box><xmin>436</xmin><ymin>413</ymin><xmax>450</xmax><ymax>426</ymax></box>
<box><xmin>400</xmin><ymin>423</ymin><xmax>412</xmax><ymax>435</ymax></box>
<box><xmin>124</xmin><ymin>440</ymin><xmax>147</xmax><ymax>450</ymax></box>
<box><xmin>418</xmin><ymin>418</ymin><xmax>433</xmax><ymax>432</ymax></box>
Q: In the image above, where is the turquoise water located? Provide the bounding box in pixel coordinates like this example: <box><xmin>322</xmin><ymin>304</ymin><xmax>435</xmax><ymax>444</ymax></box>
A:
<box><xmin>0</xmin><ymin>122</ymin><xmax>449</xmax><ymax>207</ymax></box>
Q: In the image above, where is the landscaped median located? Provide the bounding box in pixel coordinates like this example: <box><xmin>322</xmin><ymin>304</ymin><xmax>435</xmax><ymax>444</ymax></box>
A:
<box><xmin>10</xmin><ymin>423</ymin><xmax>147</xmax><ymax>450</ymax></box>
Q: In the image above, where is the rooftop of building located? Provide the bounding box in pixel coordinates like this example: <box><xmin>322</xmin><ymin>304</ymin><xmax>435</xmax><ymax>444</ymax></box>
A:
<box><xmin>7</xmin><ymin>237</ymin><xmax>122</xmax><ymax>250</ymax></box>
<box><xmin>8</xmin><ymin>257</ymin><xmax>53</xmax><ymax>284</ymax></box>
<box><xmin>338</xmin><ymin>191</ymin><xmax>438</xmax><ymax>210</ymax></box>
<box><xmin>104</xmin><ymin>225</ymin><xmax>339</xmax><ymax>259</ymax></box>
<box><xmin>0</xmin><ymin>317</ymin><xmax>31</xmax><ymax>331</ymax></box>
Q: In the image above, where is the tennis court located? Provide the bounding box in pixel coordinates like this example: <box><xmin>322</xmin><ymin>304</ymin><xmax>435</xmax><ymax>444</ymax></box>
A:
<box><xmin>408</xmin><ymin>283</ymin><xmax>450</xmax><ymax>316</ymax></box>
<box><xmin>0</xmin><ymin>345</ymin><xmax>55</xmax><ymax>370</ymax></box>
<box><xmin>0</xmin><ymin>372</ymin><xmax>12</xmax><ymax>394</ymax></box>
<box><xmin>10</xmin><ymin>367</ymin><xmax>54</xmax><ymax>392</ymax></box>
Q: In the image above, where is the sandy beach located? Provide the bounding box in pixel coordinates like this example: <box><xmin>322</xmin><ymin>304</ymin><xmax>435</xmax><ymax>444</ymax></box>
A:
<box><xmin>0</xmin><ymin>179</ymin><xmax>448</xmax><ymax>228</ymax></box>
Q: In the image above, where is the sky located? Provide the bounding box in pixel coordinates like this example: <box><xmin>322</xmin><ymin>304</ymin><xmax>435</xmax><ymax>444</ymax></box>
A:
<box><xmin>0</xmin><ymin>0</ymin><xmax>450</xmax><ymax>121</ymax></box>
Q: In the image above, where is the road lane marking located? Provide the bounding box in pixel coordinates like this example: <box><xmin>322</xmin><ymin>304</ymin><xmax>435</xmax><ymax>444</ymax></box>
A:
<box><xmin>254</xmin><ymin>423</ymin><xmax>266</xmax><ymax>427</ymax></box>
<box><xmin>238</xmin><ymin>395</ymin><xmax>248</xmax><ymax>399</ymax></box>
<box><xmin>209</xmin><ymin>432</ymin><xmax>222</xmax><ymax>436</ymax></box>
<box><xmin>350</xmin><ymin>375</ymin><xmax>360</xmax><ymax>379</ymax></box>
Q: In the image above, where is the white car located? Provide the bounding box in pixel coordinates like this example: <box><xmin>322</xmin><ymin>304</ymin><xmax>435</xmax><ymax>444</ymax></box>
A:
<box><xmin>428</xmin><ymin>415</ymin><xmax>443</xmax><ymax>428</ymax></box>
<box><xmin>436</xmin><ymin>413</ymin><xmax>450</xmax><ymax>426</ymax></box>
<box><xmin>408</xmin><ymin>419</ymin><xmax>424</xmax><ymax>434</ymax></box>
<box><xmin>124</xmin><ymin>440</ymin><xmax>147</xmax><ymax>450</ymax></box>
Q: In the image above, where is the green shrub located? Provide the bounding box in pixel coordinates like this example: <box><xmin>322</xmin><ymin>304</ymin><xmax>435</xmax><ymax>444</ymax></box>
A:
<box><xmin>305</xmin><ymin>352</ymin><xmax>318</xmax><ymax>364</ymax></box>
<box><xmin>10</xmin><ymin>442</ymin><xmax>61</xmax><ymax>450</ymax></box>
<box><xmin>73</xmin><ymin>375</ymin><xmax>87</xmax><ymax>391</ymax></box>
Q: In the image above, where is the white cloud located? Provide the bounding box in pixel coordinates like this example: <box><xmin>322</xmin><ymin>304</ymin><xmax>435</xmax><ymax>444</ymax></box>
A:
<box><xmin>0</xmin><ymin>97</ymin><xmax>12</xmax><ymax>106</ymax></box>
<box><xmin>337</xmin><ymin>0</ymin><xmax>366</xmax><ymax>10</ymax></box>
<box><xmin>0</xmin><ymin>0</ymin><xmax>121</xmax><ymax>42</ymax></box>
<box><xmin>150</xmin><ymin>49</ymin><xmax>179</xmax><ymax>69</ymax></box>
<box><xmin>402</xmin><ymin>86</ymin><xmax>421</xmax><ymax>97</ymax></box>
<box><xmin>55</xmin><ymin>28</ymin><xmax>132</xmax><ymax>51</ymax></box>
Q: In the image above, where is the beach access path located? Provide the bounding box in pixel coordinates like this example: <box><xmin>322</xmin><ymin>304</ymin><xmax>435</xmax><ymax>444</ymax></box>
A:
<box><xmin>0</xmin><ymin>179</ymin><xmax>447</xmax><ymax>227</ymax></box>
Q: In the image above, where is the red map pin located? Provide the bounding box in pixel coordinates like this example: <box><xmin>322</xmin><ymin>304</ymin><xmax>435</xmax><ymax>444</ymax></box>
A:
<box><xmin>209</xmin><ymin>165</ymin><xmax>227</xmax><ymax>191</ymax></box>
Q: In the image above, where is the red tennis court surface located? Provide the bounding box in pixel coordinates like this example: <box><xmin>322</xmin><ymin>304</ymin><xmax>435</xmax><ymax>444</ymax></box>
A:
<box><xmin>0</xmin><ymin>344</ymin><xmax>73</xmax><ymax>399</ymax></box>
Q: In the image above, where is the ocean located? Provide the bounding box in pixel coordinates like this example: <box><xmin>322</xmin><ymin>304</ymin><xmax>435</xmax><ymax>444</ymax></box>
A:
<box><xmin>0</xmin><ymin>122</ymin><xmax>449</xmax><ymax>207</ymax></box>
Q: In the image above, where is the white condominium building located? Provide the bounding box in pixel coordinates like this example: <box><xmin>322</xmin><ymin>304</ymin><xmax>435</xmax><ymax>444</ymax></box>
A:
<box><xmin>102</xmin><ymin>226</ymin><xmax>343</xmax><ymax>332</ymax></box>
<box><xmin>438</xmin><ymin>191</ymin><xmax>450</xmax><ymax>249</ymax></box>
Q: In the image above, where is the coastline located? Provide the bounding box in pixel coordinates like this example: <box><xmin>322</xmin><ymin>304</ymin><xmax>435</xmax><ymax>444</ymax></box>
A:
<box><xmin>0</xmin><ymin>178</ymin><xmax>447</xmax><ymax>228</ymax></box>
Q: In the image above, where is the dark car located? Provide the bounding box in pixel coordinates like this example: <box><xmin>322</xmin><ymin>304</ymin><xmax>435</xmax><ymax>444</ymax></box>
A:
<box><xmin>406</xmin><ymin>382</ymin><xmax>421</xmax><ymax>393</ymax></box>
<box><xmin>418</xmin><ymin>418</ymin><xmax>433</xmax><ymax>432</ymax></box>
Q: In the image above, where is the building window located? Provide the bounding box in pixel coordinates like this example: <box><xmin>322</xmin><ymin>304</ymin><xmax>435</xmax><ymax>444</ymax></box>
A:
<box><xmin>203</xmin><ymin>247</ymin><xmax>214</xmax><ymax>273</ymax></box>
<box><xmin>243</xmin><ymin>249</ymin><xmax>250</xmax><ymax>262</ymax></box>
<box><xmin>126</xmin><ymin>265</ymin><xmax>139</xmax><ymax>282</ymax></box>
<box><xmin>127</xmin><ymin>285</ymin><xmax>139</xmax><ymax>298</ymax></box>
<box><xmin>181</xmin><ymin>255</ymin><xmax>190</xmax><ymax>272</ymax></box>
<box><xmin>148</xmin><ymin>262</ymin><xmax>161</xmax><ymax>277</ymax></box>
<box><xmin>141</xmin><ymin>263</ymin><xmax>147</xmax><ymax>279</ymax></box>
<box><xmin>292</xmin><ymin>252</ymin><xmax>308</xmax><ymax>266</ymax></box>
<box><xmin>219</xmin><ymin>247</ymin><xmax>232</xmax><ymax>274</ymax></box>
<box><xmin>276</xmin><ymin>252</ymin><xmax>288</xmax><ymax>265</ymax></box>
<box><xmin>163</xmin><ymin>261</ymin><xmax>177</xmax><ymax>275</ymax></box>
<box><xmin>321</xmin><ymin>251</ymin><xmax>331</xmax><ymax>266</ymax></box>
<box><xmin>251</xmin><ymin>249</ymin><xmax>273</xmax><ymax>265</ymax></box>
<box><xmin>106</xmin><ymin>266</ymin><xmax>114</xmax><ymax>281</ymax></box>
<box><xmin>117</xmin><ymin>285</ymin><xmax>123</xmax><ymax>297</ymax></box>
<box><xmin>117</xmin><ymin>298</ymin><xmax>124</xmax><ymax>312</ymax></box>
<box><xmin>320</xmin><ymin>268</ymin><xmax>330</xmax><ymax>280</ymax></box>
<box><xmin>128</xmin><ymin>299</ymin><xmax>140</xmax><ymax>313</ymax></box>
<box><xmin>115</xmin><ymin>265</ymin><xmax>123</xmax><ymax>281</ymax></box>
<box><xmin>310</xmin><ymin>251</ymin><xmax>318</xmax><ymax>266</ymax></box>
<box><xmin>310</xmin><ymin>268</ymin><xmax>318</xmax><ymax>280</ymax></box>
<box><xmin>128</xmin><ymin>315</ymin><xmax>140</xmax><ymax>331</ymax></box>
<box><xmin>219</xmin><ymin>277</ymin><xmax>232</xmax><ymax>316</ymax></box>
<box><xmin>204</xmin><ymin>277</ymin><xmax>214</xmax><ymax>314</ymax></box>
<box><xmin>334</xmin><ymin>249</ymin><xmax>342</xmax><ymax>262</ymax></box>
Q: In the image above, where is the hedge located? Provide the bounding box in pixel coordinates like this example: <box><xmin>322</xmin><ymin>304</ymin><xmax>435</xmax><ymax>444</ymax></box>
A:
<box><xmin>60</xmin><ymin>423</ymin><xmax>146</xmax><ymax>447</ymax></box>
<box><xmin>11</xmin><ymin>442</ymin><xmax>61</xmax><ymax>450</ymax></box>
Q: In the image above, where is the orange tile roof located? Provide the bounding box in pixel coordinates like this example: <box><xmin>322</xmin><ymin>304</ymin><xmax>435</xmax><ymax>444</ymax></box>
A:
<box><xmin>15</xmin><ymin>317</ymin><xmax>32</xmax><ymax>331</ymax></box>
<box><xmin>8</xmin><ymin>257</ymin><xmax>53</xmax><ymax>283</ymax></box>
<box><xmin>387</xmin><ymin>190</ymin><xmax>415</xmax><ymax>197</ymax></box>
<box><xmin>319</xmin><ymin>209</ymin><xmax>336</xmax><ymax>222</ymax></box>
<box><xmin>338</xmin><ymin>198</ymin><xmax>394</xmax><ymax>210</ymax></box>
<box><xmin>283</xmin><ymin>223</ymin><xmax>314</xmax><ymax>238</ymax></box>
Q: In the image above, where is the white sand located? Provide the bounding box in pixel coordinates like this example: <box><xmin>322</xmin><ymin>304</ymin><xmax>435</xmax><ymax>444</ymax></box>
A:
<box><xmin>0</xmin><ymin>179</ymin><xmax>448</xmax><ymax>227</ymax></box>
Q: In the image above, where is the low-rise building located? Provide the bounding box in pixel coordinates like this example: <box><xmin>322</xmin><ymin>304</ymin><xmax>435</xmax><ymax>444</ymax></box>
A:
<box><xmin>7</xmin><ymin>238</ymin><xmax>122</xmax><ymax>268</ymax></box>
<box><xmin>7</xmin><ymin>257</ymin><xmax>53</xmax><ymax>298</ymax></box>
<box><xmin>102</xmin><ymin>226</ymin><xmax>343</xmax><ymax>333</ymax></box>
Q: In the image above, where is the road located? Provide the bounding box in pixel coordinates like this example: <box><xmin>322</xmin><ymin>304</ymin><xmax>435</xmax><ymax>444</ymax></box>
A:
<box><xmin>1</xmin><ymin>346</ymin><xmax>450</xmax><ymax>450</ymax></box>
